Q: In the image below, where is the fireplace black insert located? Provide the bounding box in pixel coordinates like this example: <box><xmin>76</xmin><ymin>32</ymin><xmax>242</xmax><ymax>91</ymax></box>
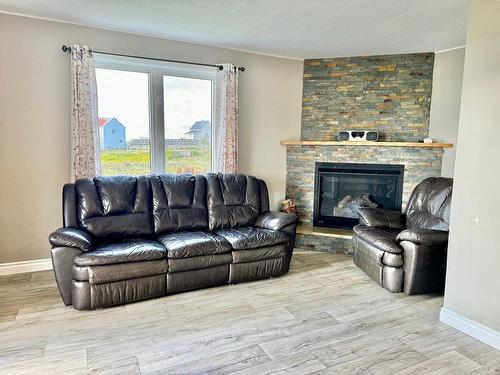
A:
<box><xmin>313</xmin><ymin>162</ymin><xmax>404</xmax><ymax>229</ymax></box>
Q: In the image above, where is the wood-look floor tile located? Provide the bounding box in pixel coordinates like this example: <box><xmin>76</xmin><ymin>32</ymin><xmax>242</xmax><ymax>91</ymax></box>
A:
<box><xmin>316</xmin><ymin>343</ymin><xmax>427</xmax><ymax>374</ymax></box>
<box><xmin>140</xmin><ymin>344</ymin><xmax>270</xmax><ymax>374</ymax></box>
<box><xmin>0</xmin><ymin>349</ymin><xmax>86</xmax><ymax>375</ymax></box>
<box><xmin>456</xmin><ymin>340</ymin><xmax>500</xmax><ymax>370</ymax></box>
<box><xmin>86</xmin><ymin>353</ymin><xmax>141</xmax><ymax>375</ymax></box>
<box><xmin>230</xmin><ymin>352</ymin><xmax>326</xmax><ymax>375</ymax></box>
<box><xmin>0</xmin><ymin>336</ymin><xmax>46</xmax><ymax>366</ymax></box>
<box><xmin>404</xmin><ymin>322</ymin><xmax>478</xmax><ymax>357</ymax></box>
<box><xmin>397</xmin><ymin>350</ymin><xmax>483</xmax><ymax>374</ymax></box>
<box><xmin>0</xmin><ymin>251</ymin><xmax>497</xmax><ymax>374</ymax></box>
<box><xmin>260</xmin><ymin>304</ymin><xmax>423</xmax><ymax>359</ymax></box>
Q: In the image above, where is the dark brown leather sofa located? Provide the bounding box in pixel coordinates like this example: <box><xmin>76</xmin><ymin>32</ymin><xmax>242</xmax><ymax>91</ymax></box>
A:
<box><xmin>49</xmin><ymin>173</ymin><xmax>297</xmax><ymax>310</ymax></box>
<box><xmin>352</xmin><ymin>177</ymin><xmax>453</xmax><ymax>295</ymax></box>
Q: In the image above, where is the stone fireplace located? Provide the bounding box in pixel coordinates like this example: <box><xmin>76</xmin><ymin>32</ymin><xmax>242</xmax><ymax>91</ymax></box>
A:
<box><xmin>283</xmin><ymin>52</ymin><xmax>452</xmax><ymax>254</ymax></box>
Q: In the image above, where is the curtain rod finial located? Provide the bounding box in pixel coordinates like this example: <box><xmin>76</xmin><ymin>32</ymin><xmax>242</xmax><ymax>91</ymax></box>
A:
<box><xmin>61</xmin><ymin>45</ymin><xmax>71</xmax><ymax>53</ymax></box>
<box><xmin>217</xmin><ymin>65</ymin><xmax>224</xmax><ymax>71</ymax></box>
<box><xmin>239</xmin><ymin>67</ymin><xmax>245</xmax><ymax>72</ymax></box>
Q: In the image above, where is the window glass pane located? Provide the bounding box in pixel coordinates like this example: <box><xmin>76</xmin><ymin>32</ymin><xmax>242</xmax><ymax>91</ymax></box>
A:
<box><xmin>95</xmin><ymin>68</ymin><xmax>150</xmax><ymax>176</ymax></box>
<box><xmin>163</xmin><ymin>76</ymin><xmax>212</xmax><ymax>174</ymax></box>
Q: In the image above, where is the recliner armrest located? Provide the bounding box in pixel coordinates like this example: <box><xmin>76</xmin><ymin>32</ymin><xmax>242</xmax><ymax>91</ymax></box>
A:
<box><xmin>49</xmin><ymin>227</ymin><xmax>93</xmax><ymax>252</ymax></box>
<box><xmin>397</xmin><ymin>228</ymin><xmax>448</xmax><ymax>246</ymax></box>
<box><xmin>357</xmin><ymin>208</ymin><xmax>406</xmax><ymax>229</ymax></box>
<box><xmin>255</xmin><ymin>211</ymin><xmax>298</xmax><ymax>231</ymax></box>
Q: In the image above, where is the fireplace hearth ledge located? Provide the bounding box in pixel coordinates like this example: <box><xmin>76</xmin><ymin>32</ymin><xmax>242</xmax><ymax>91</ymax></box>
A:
<box><xmin>295</xmin><ymin>226</ymin><xmax>353</xmax><ymax>254</ymax></box>
<box><xmin>297</xmin><ymin>225</ymin><xmax>353</xmax><ymax>239</ymax></box>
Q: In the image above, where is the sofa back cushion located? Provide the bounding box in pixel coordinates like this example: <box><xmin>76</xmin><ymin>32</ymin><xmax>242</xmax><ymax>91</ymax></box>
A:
<box><xmin>151</xmin><ymin>174</ymin><xmax>208</xmax><ymax>234</ymax></box>
<box><xmin>75</xmin><ymin>176</ymin><xmax>153</xmax><ymax>239</ymax></box>
<box><xmin>207</xmin><ymin>173</ymin><xmax>262</xmax><ymax>230</ymax></box>
<box><xmin>405</xmin><ymin>177</ymin><xmax>453</xmax><ymax>231</ymax></box>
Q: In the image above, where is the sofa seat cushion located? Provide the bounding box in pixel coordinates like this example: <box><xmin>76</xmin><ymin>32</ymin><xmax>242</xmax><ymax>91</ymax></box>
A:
<box><xmin>73</xmin><ymin>239</ymin><xmax>166</xmax><ymax>267</ymax></box>
<box><xmin>168</xmin><ymin>253</ymin><xmax>232</xmax><ymax>272</ymax></box>
<box><xmin>216</xmin><ymin>226</ymin><xmax>289</xmax><ymax>250</ymax></box>
<box><xmin>73</xmin><ymin>259</ymin><xmax>168</xmax><ymax>284</ymax></box>
<box><xmin>353</xmin><ymin>225</ymin><xmax>402</xmax><ymax>254</ymax></box>
<box><xmin>158</xmin><ymin>231</ymin><xmax>232</xmax><ymax>259</ymax></box>
<box><xmin>232</xmin><ymin>244</ymin><xmax>287</xmax><ymax>264</ymax></box>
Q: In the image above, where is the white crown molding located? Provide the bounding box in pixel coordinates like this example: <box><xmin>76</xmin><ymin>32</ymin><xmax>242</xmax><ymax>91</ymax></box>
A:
<box><xmin>440</xmin><ymin>307</ymin><xmax>500</xmax><ymax>350</ymax></box>
<box><xmin>435</xmin><ymin>45</ymin><xmax>466</xmax><ymax>54</ymax></box>
<box><xmin>0</xmin><ymin>258</ymin><xmax>53</xmax><ymax>276</ymax></box>
<box><xmin>0</xmin><ymin>10</ymin><xmax>304</xmax><ymax>61</ymax></box>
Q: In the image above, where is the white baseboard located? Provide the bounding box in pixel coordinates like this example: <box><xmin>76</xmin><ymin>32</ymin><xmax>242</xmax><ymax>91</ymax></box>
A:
<box><xmin>440</xmin><ymin>307</ymin><xmax>500</xmax><ymax>350</ymax></box>
<box><xmin>0</xmin><ymin>258</ymin><xmax>53</xmax><ymax>276</ymax></box>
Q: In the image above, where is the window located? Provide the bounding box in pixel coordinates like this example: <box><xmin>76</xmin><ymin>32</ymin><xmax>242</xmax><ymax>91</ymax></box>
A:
<box><xmin>164</xmin><ymin>76</ymin><xmax>212</xmax><ymax>174</ymax></box>
<box><xmin>95</xmin><ymin>69</ymin><xmax>150</xmax><ymax>175</ymax></box>
<box><xmin>95</xmin><ymin>55</ymin><xmax>215</xmax><ymax>176</ymax></box>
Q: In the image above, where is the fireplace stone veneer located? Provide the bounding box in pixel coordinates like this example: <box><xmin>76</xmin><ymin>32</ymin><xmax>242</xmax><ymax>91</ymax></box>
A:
<box><xmin>286</xmin><ymin>144</ymin><xmax>444</xmax><ymax>253</ymax></box>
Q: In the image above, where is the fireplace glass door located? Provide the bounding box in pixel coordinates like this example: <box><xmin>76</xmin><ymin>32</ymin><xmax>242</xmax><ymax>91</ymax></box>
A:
<box><xmin>313</xmin><ymin>163</ymin><xmax>404</xmax><ymax>229</ymax></box>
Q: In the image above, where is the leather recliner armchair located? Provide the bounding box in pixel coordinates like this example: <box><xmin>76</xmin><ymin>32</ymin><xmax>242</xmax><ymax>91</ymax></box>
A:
<box><xmin>352</xmin><ymin>177</ymin><xmax>453</xmax><ymax>295</ymax></box>
<box><xmin>49</xmin><ymin>173</ymin><xmax>297</xmax><ymax>310</ymax></box>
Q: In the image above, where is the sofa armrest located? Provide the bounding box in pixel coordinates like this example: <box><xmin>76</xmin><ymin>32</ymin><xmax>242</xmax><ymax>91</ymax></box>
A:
<box><xmin>397</xmin><ymin>228</ymin><xmax>448</xmax><ymax>246</ymax></box>
<box><xmin>255</xmin><ymin>211</ymin><xmax>298</xmax><ymax>231</ymax></box>
<box><xmin>49</xmin><ymin>227</ymin><xmax>93</xmax><ymax>251</ymax></box>
<box><xmin>357</xmin><ymin>208</ymin><xmax>406</xmax><ymax>229</ymax></box>
<box><xmin>399</xmin><ymin>237</ymin><xmax>448</xmax><ymax>295</ymax></box>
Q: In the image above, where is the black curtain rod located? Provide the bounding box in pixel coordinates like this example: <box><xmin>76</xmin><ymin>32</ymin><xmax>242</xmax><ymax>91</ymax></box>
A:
<box><xmin>61</xmin><ymin>45</ymin><xmax>245</xmax><ymax>71</ymax></box>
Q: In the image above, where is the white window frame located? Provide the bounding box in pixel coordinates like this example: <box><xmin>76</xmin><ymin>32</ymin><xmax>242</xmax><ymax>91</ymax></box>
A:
<box><xmin>95</xmin><ymin>54</ymin><xmax>217</xmax><ymax>174</ymax></box>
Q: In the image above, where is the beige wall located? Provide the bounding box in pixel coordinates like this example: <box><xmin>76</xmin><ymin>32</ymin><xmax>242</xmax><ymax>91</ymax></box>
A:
<box><xmin>429</xmin><ymin>47</ymin><xmax>465</xmax><ymax>177</ymax></box>
<box><xmin>443</xmin><ymin>0</ymin><xmax>500</xmax><ymax>331</ymax></box>
<box><xmin>0</xmin><ymin>14</ymin><xmax>303</xmax><ymax>263</ymax></box>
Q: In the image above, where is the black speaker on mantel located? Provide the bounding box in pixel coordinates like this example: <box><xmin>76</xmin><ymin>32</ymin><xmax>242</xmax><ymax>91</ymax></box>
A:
<box><xmin>337</xmin><ymin>130</ymin><xmax>379</xmax><ymax>141</ymax></box>
<box><xmin>338</xmin><ymin>131</ymin><xmax>350</xmax><ymax>141</ymax></box>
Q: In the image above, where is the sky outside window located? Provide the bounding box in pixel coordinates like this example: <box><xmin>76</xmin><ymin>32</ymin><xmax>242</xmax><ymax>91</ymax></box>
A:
<box><xmin>95</xmin><ymin>68</ymin><xmax>150</xmax><ymax>139</ymax></box>
<box><xmin>163</xmin><ymin>76</ymin><xmax>212</xmax><ymax>139</ymax></box>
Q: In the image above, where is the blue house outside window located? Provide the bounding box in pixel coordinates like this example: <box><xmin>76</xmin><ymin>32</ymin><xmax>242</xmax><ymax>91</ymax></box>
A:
<box><xmin>98</xmin><ymin>117</ymin><xmax>127</xmax><ymax>150</ymax></box>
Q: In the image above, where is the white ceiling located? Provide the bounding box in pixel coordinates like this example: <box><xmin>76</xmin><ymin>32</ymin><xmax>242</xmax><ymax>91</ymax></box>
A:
<box><xmin>0</xmin><ymin>0</ymin><xmax>468</xmax><ymax>59</ymax></box>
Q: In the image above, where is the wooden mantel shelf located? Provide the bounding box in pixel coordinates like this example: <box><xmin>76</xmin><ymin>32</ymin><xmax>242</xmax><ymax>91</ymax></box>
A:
<box><xmin>280</xmin><ymin>140</ymin><xmax>453</xmax><ymax>148</ymax></box>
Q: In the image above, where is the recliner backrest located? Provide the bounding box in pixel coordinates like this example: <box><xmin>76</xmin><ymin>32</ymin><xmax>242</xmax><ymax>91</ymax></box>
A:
<box><xmin>75</xmin><ymin>175</ymin><xmax>153</xmax><ymax>239</ymax></box>
<box><xmin>151</xmin><ymin>174</ymin><xmax>208</xmax><ymax>234</ymax></box>
<box><xmin>207</xmin><ymin>173</ymin><xmax>262</xmax><ymax>230</ymax></box>
<box><xmin>405</xmin><ymin>177</ymin><xmax>453</xmax><ymax>231</ymax></box>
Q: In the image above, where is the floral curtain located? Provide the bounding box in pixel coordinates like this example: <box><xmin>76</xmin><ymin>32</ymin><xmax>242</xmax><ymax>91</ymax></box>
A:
<box><xmin>215</xmin><ymin>63</ymin><xmax>239</xmax><ymax>173</ymax></box>
<box><xmin>70</xmin><ymin>44</ymin><xmax>101</xmax><ymax>180</ymax></box>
